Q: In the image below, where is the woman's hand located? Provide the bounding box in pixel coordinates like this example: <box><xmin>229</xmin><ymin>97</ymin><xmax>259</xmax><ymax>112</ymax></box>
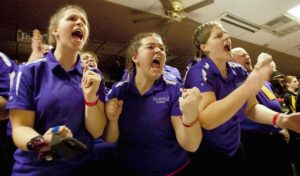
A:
<box><xmin>106</xmin><ymin>98</ymin><xmax>123</xmax><ymax>122</ymax></box>
<box><xmin>43</xmin><ymin>125</ymin><xmax>73</xmax><ymax>144</ymax></box>
<box><xmin>279</xmin><ymin>113</ymin><xmax>300</xmax><ymax>134</ymax></box>
<box><xmin>82</xmin><ymin>65</ymin><xmax>102</xmax><ymax>101</ymax></box>
<box><xmin>179</xmin><ymin>87</ymin><xmax>202</xmax><ymax>124</ymax></box>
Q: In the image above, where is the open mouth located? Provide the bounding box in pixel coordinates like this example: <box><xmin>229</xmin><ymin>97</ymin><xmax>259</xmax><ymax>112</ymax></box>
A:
<box><xmin>87</xmin><ymin>62</ymin><xmax>95</xmax><ymax>67</ymax></box>
<box><xmin>224</xmin><ymin>43</ymin><xmax>231</xmax><ymax>52</ymax></box>
<box><xmin>151</xmin><ymin>58</ymin><xmax>161</xmax><ymax>69</ymax></box>
<box><xmin>72</xmin><ymin>30</ymin><xmax>83</xmax><ymax>40</ymax></box>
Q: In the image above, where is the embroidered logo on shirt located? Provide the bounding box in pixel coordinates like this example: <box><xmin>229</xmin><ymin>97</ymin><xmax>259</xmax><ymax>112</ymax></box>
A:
<box><xmin>153</xmin><ymin>96</ymin><xmax>170</xmax><ymax>104</ymax></box>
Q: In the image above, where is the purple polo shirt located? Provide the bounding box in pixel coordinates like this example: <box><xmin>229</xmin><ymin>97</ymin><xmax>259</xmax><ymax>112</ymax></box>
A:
<box><xmin>0</xmin><ymin>52</ymin><xmax>18</xmax><ymax>99</ymax></box>
<box><xmin>106</xmin><ymin>73</ymin><xmax>190</xmax><ymax>175</ymax></box>
<box><xmin>6</xmin><ymin>49</ymin><xmax>105</xmax><ymax>176</ymax></box>
<box><xmin>239</xmin><ymin>81</ymin><xmax>281</xmax><ymax>133</ymax></box>
<box><xmin>0</xmin><ymin>52</ymin><xmax>18</xmax><ymax>145</ymax></box>
<box><xmin>184</xmin><ymin>57</ymin><xmax>248</xmax><ymax>156</ymax></box>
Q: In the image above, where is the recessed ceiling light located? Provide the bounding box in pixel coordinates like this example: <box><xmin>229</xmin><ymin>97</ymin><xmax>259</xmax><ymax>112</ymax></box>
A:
<box><xmin>287</xmin><ymin>4</ymin><xmax>300</xmax><ymax>21</ymax></box>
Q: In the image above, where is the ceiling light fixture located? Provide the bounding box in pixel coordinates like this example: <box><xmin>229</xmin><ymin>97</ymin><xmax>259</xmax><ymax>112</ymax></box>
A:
<box><xmin>287</xmin><ymin>4</ymin><xmax>300</xmax><ymax>22</ymax></box>
<box><xmin>171</xmin><ymin>0</ymin><xmax>183</xmax><ymax>12</ymax></box>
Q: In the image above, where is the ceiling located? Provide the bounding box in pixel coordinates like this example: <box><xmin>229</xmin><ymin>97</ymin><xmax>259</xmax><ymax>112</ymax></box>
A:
<box><xmin>0</xmin><ymin>0</ymin><xmax>300</xmax><ymax>79</ymax></box>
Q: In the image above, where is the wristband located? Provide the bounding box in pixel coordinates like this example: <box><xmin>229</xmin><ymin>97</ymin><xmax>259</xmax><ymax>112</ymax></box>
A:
<box><xmin>181</xmin><ymin>117</ymin><xmax>199</xmax><ymax>127</ymax></box>
<box><xmin>272</xmin><ymin>113</ymin><xmax>280</xmax><ymax>127</ymax></box>
<box><xmin>84</xmin><ymin>98</ymin><xmax>98</xmax><ymax>106</ymax></box>
<box><xmin>26</xmin><ymin>135</ymin><xmax>53</xmax><ymax>161</ymax></box>
<box><xmin>27</xmin><ymin>135</ymin><xmax>47</xmax><ymax>152</ymax></box>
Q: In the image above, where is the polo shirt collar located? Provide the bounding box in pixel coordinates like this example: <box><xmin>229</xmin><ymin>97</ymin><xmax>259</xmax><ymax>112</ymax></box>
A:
<box><xmin>47</xmin><ymin>49</ymin><xmax>83</xmax><ymax>75</ymax></box>
<box><xmin>203</xmin><ymin>56</ymin><xmax>234</xmax><ymax>81</ymax></box>
<box><xmin>127</xmin><ymin>72</ymin><xmax>165</xmax><ymax>96</ymax></box>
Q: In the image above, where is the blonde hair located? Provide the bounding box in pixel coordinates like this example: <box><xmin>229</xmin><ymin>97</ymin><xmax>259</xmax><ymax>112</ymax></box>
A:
<box><xmin>192</xmin><ymin>21</ymin><xmax>222</xmax><ymax>58</ymax></box>
<box><xmin>231</xmin><ymin>47</ymin><xmax>247</xmax><ymax>58</ymax></box>
<box><xmin>47</xmin><ymin>5</ymin><xmax>89</xmax><ymax>47</ymax></box>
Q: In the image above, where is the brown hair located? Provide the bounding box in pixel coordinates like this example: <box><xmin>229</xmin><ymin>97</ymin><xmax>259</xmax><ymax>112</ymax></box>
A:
<box><xmin>125</xmin><ymin>32</ymin><xmax>165</xmax><ymax>73</ymax></box>
<box><xmin>192</xmin><ymin>21</ymin><xmax>221</xmax><ymax>58</ymax></box>
<box><xmin>48</xmin><ymin>5</ymin><xmax>89</xmax><ymax>47</ymax></box>
<box><xmin>80</xmin><ymin>51</ymin><xmax>99</xmax><ymax>63</ymax></box>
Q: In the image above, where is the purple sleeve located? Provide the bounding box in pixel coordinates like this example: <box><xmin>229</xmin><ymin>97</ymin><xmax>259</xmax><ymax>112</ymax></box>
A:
<box><xmin>97</xmin><ymin>79</ymin><xmax>106</xmax><ymax>103</ymax></box>
<box><xmin>0</xmin><ymin>60</ymin><xmax>11</xmax><ymax>99</ymax></box>
<box><xmin>105</xmin><ymin>82</ymin><xmax>121</xmax><ymax>103</ymax></box>
<box><xmin>0</xmin><ymin>54</ymin><xmax>18</xmax><ymax>99</ymax></box>
<box><xmin>184</xmin><ymin>64</ymin><xmax>214</xmax><ymax>93</ymax></box>
<box><xmin>6</xmin><ymin>65</ymin><xmax>35</xmax><ymax>110</ymax></box>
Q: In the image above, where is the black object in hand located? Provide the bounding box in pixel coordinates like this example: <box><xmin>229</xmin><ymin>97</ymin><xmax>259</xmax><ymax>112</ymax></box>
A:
<box><xmin>51</xmin><ymin>134</ymin><xmax>87</xmax><ymax>160</ymax></box>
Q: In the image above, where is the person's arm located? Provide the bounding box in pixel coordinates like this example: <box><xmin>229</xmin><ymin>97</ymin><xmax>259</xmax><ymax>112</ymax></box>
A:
<box><xmin>245</xmin><ymin>96</ymin><xmax>275</xmax><ymax>125</ymax></box>
<box><xmin>171</xmin><ymin>88</ymin><xmax>202</xmax><ymax>152</ymax></box>
<box><xmin>104</xmin><ymin>119</ymin><xmax>119</xmax><ymax>143</ymax></box>
<box><xmin>10</xmin><ymin>109</ymin><xmax>73</xmax><ymax>154</ymax></box>
<box><xmin>199</xmin><ymin>53</ymin><xmax>274</xmax><ymax>130</ymax></box>
<box><xmin>84</xmin><ymin>99</ymin><xmax>106</xmax><ymax>138</ymax></box>
<box><xmin>104</xmin><ymin>98</ymin><xmax>123</xmax><ymax>143</ymax></box>
<box><xmin>245</xmin><ymin>96</ymin><xmax>300</xmax><ymax>134</ymax></box>
<box><xmin>172</xmin><ymin>117</ymin><xmax>201</xmax><ymax>152</ymax></box>
<box><xmin>198</xmin><ymin>82</ymin><xmax>255</xmax><ymax>130</ymax></box>
<box><xmin>0</xmin><ymin>96</ymin><xmax>8</xmax><ymax>120</ymax></box>
<box><xmin>82</xmin><ymin>66</ymin><xmax>107</xmax><ymax>139</ymax></box>
<box><xmin>27</xmin><ymin>29</ymin><xmax>44</xmax><ymax>62</ymax></box>
<box><xmin>9</xmin><ymin>109</ymin><xmax>39</xmax><ymax>150</ymax></box>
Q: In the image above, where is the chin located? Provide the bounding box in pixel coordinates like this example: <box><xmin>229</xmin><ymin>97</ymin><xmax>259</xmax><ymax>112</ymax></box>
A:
<box><xmin>151</xmin><ymin>73</ymin><xmax>162</xmax><ymax>80</ymax></box>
